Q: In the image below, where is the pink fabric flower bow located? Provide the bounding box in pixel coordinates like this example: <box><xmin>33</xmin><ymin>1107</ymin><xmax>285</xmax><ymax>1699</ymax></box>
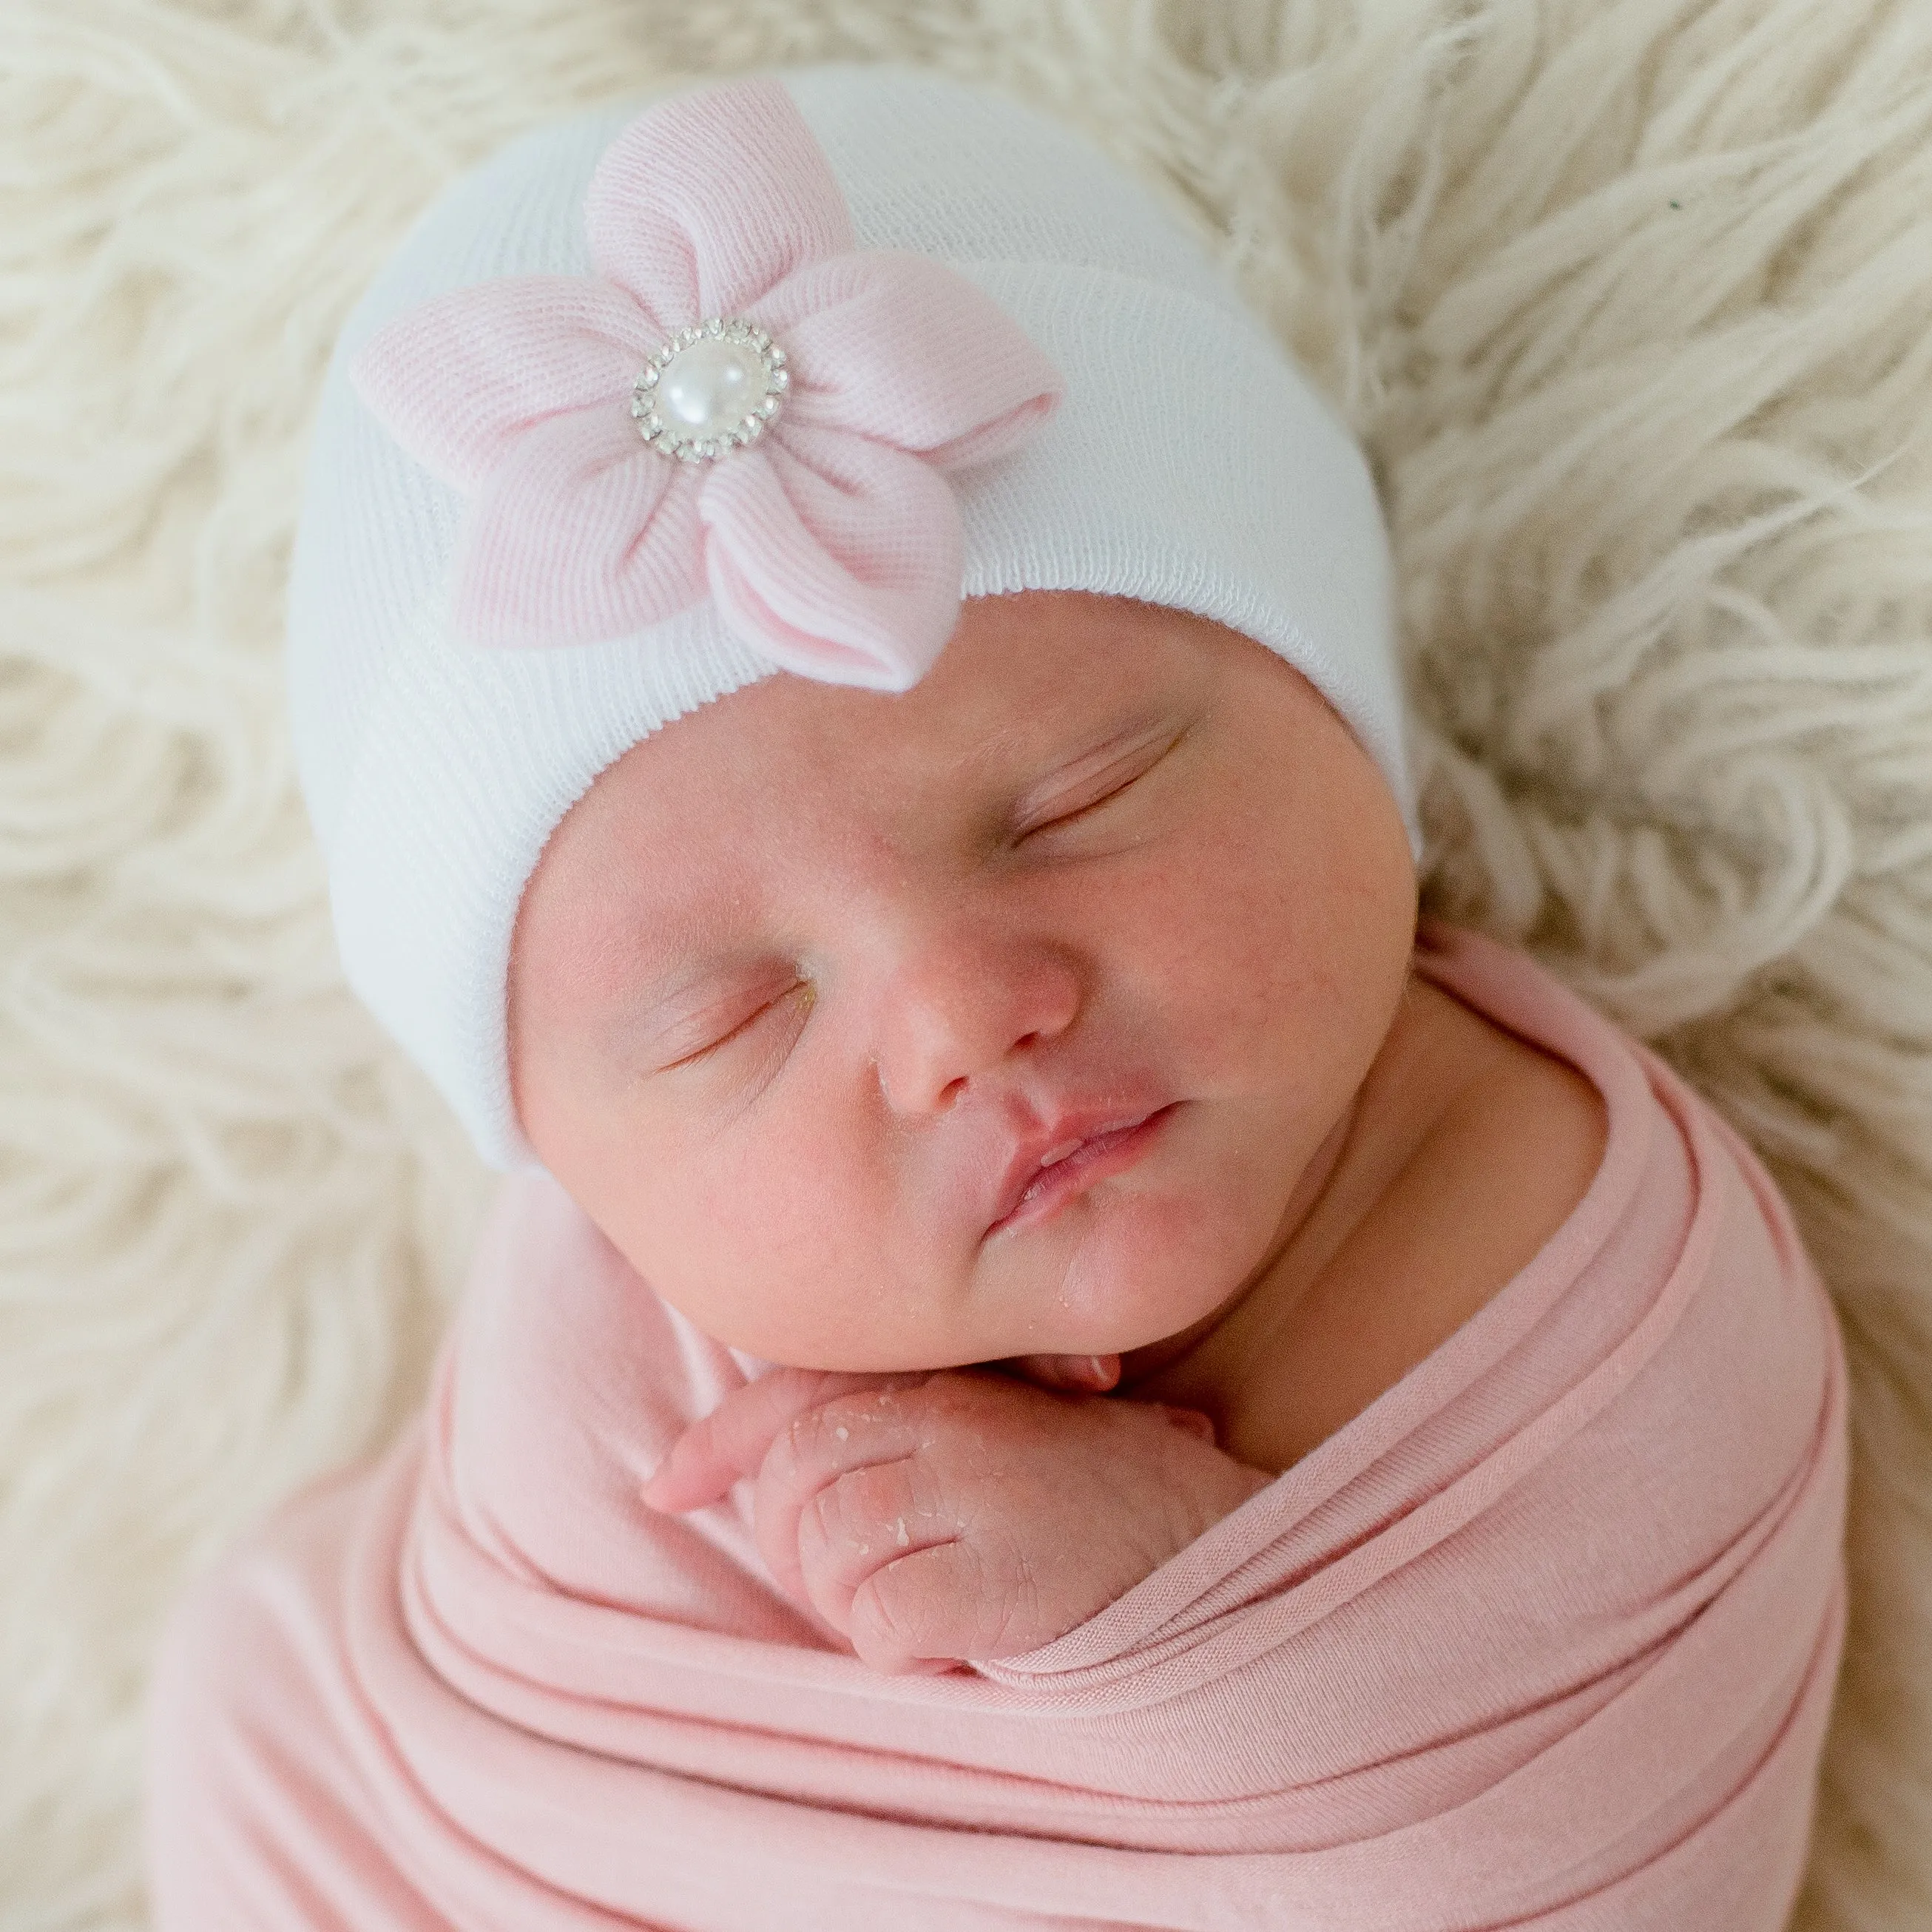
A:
<box><xmin>350</xmin><ymin>75</ymin><xmax>1064</xmax><ymax>687</ymax></box>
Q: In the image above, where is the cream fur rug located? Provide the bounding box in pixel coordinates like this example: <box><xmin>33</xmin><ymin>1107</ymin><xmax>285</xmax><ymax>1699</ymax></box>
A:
<box><xmin>4</xmin><ymin>1</ymin><xmax>1930</xmax><ymax>1925</ymax></box>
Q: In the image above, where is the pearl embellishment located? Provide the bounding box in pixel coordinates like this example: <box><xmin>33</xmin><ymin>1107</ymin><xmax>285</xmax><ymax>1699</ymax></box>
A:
<box><xmin>631</xmin><ymin>316</ymin><xmax>790</xmax><ymax>462</ymax></box>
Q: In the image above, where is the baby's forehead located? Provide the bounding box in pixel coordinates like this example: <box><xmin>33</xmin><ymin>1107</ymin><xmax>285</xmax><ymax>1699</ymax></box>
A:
<box><xmin>560</xmin><ymin>609</ymin><xmax>1345</xmax><ymax>916</ymax></box>
<box><xmin>612</xmin><ymin>593</ymin><xmax>1235</xmax><ymax>807</ymax></box>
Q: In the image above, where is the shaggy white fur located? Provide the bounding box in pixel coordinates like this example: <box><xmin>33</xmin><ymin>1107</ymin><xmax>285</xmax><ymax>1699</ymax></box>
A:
<box><xmin>3</xmin><ymin>1</ymin><xmax>1930</xmax><ymax>1926</ymax></box>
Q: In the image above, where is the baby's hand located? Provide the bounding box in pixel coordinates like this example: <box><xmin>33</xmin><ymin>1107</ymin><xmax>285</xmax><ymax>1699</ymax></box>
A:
<box><xmin>641</xmin><ymin>1365</ymin><xmax>1274</xmax><ymax>1674</ymax></box>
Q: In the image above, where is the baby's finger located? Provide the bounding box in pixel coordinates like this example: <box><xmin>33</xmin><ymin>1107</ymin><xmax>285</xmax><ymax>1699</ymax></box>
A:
<box><xmin>642</xmin><ymin>1366</ymin><xmax>885</xmax><ymax>1513</ymax></box>
<box><xmin>846</xmin><ymin>1541</ymin><xmax>988</xmax><ymax>1673</ymax></box>
<box><xmin>1158</xmin><ymin>1404</ymin><xmax>1218</xmax><ymax>1444</ymax></box>
<box><xmin>998</xmin><ymin>1353</ymin><xmax>1121</xmax><ymax>1394</ymax></box>
<box><xmin>749</xmin><ymin>1382</ymin><xmax>948</xmax><ymax>1607</ymax></box>
<box><xmin>790</xmin><ymin>1451</ymin><xmax>962</xmax><ymax>1641</ymax></box>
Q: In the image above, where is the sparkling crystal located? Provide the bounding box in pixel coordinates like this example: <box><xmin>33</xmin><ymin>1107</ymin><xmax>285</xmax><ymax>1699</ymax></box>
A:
<box><xmin>638</xmin><ymin>319</ymin><xmax>791</xmax><ymax>457</ymax></box>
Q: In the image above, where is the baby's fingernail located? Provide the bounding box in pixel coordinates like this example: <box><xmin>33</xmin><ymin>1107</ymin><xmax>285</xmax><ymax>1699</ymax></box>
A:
<box><xmin>1161</xmin><ymin>1405</ymin><xmax>1217</xmax><ymax>1442</ymax></box>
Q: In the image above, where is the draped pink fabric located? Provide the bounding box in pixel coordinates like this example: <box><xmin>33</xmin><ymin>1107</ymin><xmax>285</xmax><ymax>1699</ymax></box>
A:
<box><xmin>146</xmin><ymin>926</ymin><xmax>1848</xmax><ymax>1930</ymax></box>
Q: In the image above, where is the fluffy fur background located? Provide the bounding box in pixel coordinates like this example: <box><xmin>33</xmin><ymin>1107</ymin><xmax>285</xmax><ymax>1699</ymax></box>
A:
<box><xmin>4</xmin><ymin>0</ymin><xmax>1930</xmax><ymax>1925</ymax></box>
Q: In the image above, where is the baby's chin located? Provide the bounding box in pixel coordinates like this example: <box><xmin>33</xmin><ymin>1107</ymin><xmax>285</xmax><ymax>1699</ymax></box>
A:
<box><xmin>970</xmin><ymin>1180</ymin><xmax>1263</xmax><ymax>1367</ymax></box>
<box><xmin>618</xmin><ymin>1169</ymin><xmax>1269</xmax><ymax>1377</ymax></box>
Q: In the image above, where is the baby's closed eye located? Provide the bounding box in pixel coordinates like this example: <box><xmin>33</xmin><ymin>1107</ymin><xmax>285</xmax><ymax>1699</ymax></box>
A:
<box><xmin>654</xmin><ymin>973</ymin><xmax>814</xmax><ymax>1070</ymax></box>
<box><xmin>1010</xmin><ymin>719</ymin><xmax>1187</xmax><ymax>843</ymax></box>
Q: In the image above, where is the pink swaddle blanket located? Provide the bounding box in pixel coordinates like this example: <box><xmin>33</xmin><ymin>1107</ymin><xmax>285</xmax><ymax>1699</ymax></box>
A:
<box><xmin>146</xmin><ymin>926</ymin><xmax>1848</xmax><ymax>1930</ymax></box>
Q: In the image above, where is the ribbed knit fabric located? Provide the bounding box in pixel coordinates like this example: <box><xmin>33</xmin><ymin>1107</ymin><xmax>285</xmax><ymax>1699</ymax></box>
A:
<box><xmin>345</xmin><ymin>78</ymin><xmax>1069</xmax><ymax>673</ymax></box>
<box><xmin>144</xmin><ymin>926</ymin><xmax>1847</xmax><ymax>1928</ymax></box>
<box><xmin>286</xmin><ymin>63</ymin><xmax>1413</xmax><ymax>1169</ymax></box>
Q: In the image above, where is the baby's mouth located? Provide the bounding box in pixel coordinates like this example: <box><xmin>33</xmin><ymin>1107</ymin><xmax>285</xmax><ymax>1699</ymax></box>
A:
<box><xmin>985</xmin><ymin>1104</ymin><xmax>1178</xmax><ymax>1238</ymax></box>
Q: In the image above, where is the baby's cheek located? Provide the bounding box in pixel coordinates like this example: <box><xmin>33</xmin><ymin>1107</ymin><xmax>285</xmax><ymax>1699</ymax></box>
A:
<box><xmin>629</xmin><ymin>1149</ymin><xmax>914</xmax><ymax>1368</ymax></box>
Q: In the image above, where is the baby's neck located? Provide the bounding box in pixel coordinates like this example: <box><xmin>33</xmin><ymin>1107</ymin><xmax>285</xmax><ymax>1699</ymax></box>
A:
<box><xmin>1107</xmin><ymin>1101</ymin><xmax>1360</xmax><ymax>1394</ymax></box>
<box><xmin>1097</xmin><ymin>954</ymin><xmax>1607</xmax><ymax>1474</ymax></box>
<box><xmin>1122</xmin><ymin>963</ymin><xmax>1468</xmax><ymax>1465</ymax></box>
<box><xmin>996</xmin><ymin>1001</ymin><xmax>1386</xmax><ymax>1420</ymax></box>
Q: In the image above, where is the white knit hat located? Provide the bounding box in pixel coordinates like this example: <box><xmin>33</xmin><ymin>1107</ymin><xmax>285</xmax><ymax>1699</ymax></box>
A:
<box><xmin>287</xmin><ymin>61</ymin><xmax>1413</xmax><ymax>1171</ymax></box>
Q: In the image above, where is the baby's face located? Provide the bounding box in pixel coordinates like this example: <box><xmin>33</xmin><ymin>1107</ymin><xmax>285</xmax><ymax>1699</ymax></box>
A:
<box><xmin>509</xmin><ymin>591</ymin><xmax>1416</xmax><ymax>1373</ymax></box>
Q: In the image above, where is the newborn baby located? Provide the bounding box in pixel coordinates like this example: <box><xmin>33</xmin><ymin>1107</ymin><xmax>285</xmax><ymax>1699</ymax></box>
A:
<box><xmin>519</xmin><ymin>585</ymin><xmax>1604</xmax><ymax>1670</ymax></box>
<box><xmin>146</xmin><ymin>62</ymin><xmax>1847</xmax><ymax>1931</ymax></box>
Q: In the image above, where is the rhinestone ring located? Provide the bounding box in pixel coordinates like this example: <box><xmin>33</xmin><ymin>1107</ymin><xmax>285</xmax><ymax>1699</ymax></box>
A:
<box><xmin>630</xmin><ymin>316</ymin><xmax>790</xmax><ymax>463</ymax></box>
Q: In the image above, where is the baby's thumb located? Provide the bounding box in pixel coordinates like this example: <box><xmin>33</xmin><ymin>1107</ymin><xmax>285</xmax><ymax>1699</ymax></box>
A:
<box><xmin>641</xmin><ymin>1365</ymin><xmax>834</xmax><ymax>1513</ymax></box>
<box><xmin>641</xmin><ymin>1365</ymin><xmax>925</xmax><ymax>1513</ymax></box>
<box><xmin>640</xmin><ymin>1428</ymin><xmax>728</xmax><ymax>1513</ymax></box>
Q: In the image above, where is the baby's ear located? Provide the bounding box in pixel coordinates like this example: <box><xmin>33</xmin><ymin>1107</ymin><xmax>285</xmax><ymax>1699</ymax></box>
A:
<box><xmin>994</xmin><ymin>1353</ymin><xmax>1121</xmax><ymax>1394</ymax></box>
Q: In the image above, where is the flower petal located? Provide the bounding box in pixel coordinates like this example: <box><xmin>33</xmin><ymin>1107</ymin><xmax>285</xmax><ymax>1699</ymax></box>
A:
<box><xmin>749</xmin><ymin>252</ymin><xmax>1064</xmax><ymax>470</ymax></box>
<box><xmin>351</xmin><ymin>277</ymin><xmax>655</xmax><ymax>492</ymax></box>
<box><xmin>586</xmin><ymin>75</ymin><xmax>854</xmax><ymax>331</ymax></box>
<box><xmin>698</xmin><ymin>423</ymin><xmax>963</xmax><ymax>689</ymax></box>
<box><xmin>451</xmin><ymin>404</ymin><xmax>705</xmax><ymax>649</ymax></box>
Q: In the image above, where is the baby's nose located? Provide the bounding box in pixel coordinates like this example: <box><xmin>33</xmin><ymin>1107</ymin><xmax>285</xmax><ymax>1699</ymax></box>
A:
<box><xmin>873</xmin><ymin>929</ymin><xmax>1081</xmax><ymax>1115</ymax></box>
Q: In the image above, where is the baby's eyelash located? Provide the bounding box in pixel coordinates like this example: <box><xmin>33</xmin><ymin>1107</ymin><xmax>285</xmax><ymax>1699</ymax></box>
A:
<box><xmin>1017</xmin><ymin>726</ymin><xmax>1186</xmax><ymax>839</ymax></box>
<box><xmin>1032</xmin><ymin>773</ymin><xmax>1140</xmax><ymax>833</ymax></box>
<box><xmin>661</xmin><ymin>979</ymin><xmax>813</xmax><ymax>1072</ymax></box>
